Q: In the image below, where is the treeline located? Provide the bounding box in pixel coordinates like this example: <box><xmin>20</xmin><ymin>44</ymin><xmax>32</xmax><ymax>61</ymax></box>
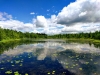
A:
<box><xmin>0</xmin><ymin>28</ymin><xmax>47</xmax><ymax>41</ymax></box>
<box><xmin>49</xmin><ymin>31</ymin><xmax>100</xmax><ymax>40</ymax></box>
<box><xmin>0</xmin><ymin>27</ymin><xmax>100</xmax><ymax>41</ymax></box>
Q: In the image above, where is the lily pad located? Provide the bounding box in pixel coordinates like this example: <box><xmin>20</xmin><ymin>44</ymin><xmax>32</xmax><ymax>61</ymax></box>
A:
<box><xmin>25</xmin><ymin>73</ymin><xmax>28</xmax><ymax>75</ymax></box>
<box><xmin>47</xmin><ymin>72</ymin><xmax>50</xmax><ymax>74</ymax></box>
<box><xmin>5</xmin><ymin>71</ymin><xmax>12</xmax><ymax>74</ymax></box>
<box><xmin>79</xmin><ymin>68</ymin><xmax>82</xmax><ymax>70</ymax></box>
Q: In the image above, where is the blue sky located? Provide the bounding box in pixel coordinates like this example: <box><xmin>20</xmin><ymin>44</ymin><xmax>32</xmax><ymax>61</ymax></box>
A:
<box><xmin>0</xmin><ymin>0</ymin><xmax>75</xmax><ymax>23</ymax></box>
<box><xmin>0</xmin><ymin>0</ymin><xmax>100</xmax><ymax>34</ymax></box>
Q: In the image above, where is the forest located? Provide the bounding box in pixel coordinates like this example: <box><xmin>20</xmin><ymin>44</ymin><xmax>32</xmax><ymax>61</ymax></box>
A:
<box><xmin>0</xmin><ymin>27</ymin><xmax>100</xmax><ymax>41</ymax></box>
<box><xmin>0</xmin><ymin>27</ymin><xmax>47</xmax><ymax>41</ymax></box>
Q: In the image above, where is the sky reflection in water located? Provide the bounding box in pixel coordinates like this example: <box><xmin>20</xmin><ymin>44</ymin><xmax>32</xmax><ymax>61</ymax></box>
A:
<box><xmin>0</xmin><ymin>40</ymin><xmax>100</xmax><ymax>75</ymax></box>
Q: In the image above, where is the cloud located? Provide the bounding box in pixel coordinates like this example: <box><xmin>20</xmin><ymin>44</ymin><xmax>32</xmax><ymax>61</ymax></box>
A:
<box><xmin>32</xmin><ymin>0</ymin><xmax>100</xmax><ymax>34</ymax></box>
<box><xmin>32</xmin><ymin>14</ymin><xmax>63</xmax><ymax>34</ymax></box>
<box><xmin>0</xmin><ymin>20</ymin><xmax>35</xmax><ymax>32</ymax></box>
<box><xmin>0</xmin><ymin>0</ymin><xmax>100</xmax><ymax>34</ymax></box>
<box><xmin>34</xmin><ymin>16</ymin><xmax>48</xmax><ymax>27</ymax></box>
<box><xmin>56</xmin><ymin>0</ymin><xmax>100</xmax><ymax>25</ymax></box>
<box><xmin>0</xmin><ymin>12</ymin><xmax>36</xmax><ymax>32</ymax></box>
<box><xmin>79</xmin><ymin>11</ymin><xmax>87</xmax><ymax>17</ymax></box>
<box><xmin>61</xmin><ymin>23</ymin><xmax>100</xmax><ymax>33</ymax></box>
<box><xmin>0</xmin><ymin>12</ymin><xmax>12</xmax><ymax>21</ymax></box>
<box><xmin>30</xmin><ymin>12</ymin><xmax>35</xmax><ymax>15</ymax></box>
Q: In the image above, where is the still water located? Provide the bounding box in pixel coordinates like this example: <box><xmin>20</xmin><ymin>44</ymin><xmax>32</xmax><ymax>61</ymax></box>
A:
<box><xmin>0</xmin><ymin>39</ymin><xmax>100</xmax><ymax>75</ymax></box>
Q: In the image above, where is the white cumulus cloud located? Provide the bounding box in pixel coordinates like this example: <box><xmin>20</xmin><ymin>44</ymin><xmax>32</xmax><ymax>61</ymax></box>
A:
<box><xmin>0</xmin><ymin>0</ymin><xmax>100</xmax><ymax>34</ymax></box>
<box><xmin>34</xmin><ymin>16</ymin><xmax>48</xmax><ymax>27</ymax></box>
<box><xmin>30</xmin><ymin>12</ymin><xmax>35</xmax><ymax>15</ymax></box>
<box><xmin>57</xmin><ymin>0</ymin><xmax>100</xmax><ymax>25</ymax></box>
<box><xmin>0</xmin><ymin>20</ymin><xmax>35</xmax><ymax>32</ymax></box>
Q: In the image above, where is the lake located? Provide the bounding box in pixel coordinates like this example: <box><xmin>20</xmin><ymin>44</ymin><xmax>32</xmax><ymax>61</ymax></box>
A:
<box><xmin>0</xmin><ymin>39</ymin><xmax>100</xmax><ymax>75</ymax></box>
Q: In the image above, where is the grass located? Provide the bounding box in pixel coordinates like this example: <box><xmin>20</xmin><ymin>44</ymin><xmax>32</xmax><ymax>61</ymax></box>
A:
<box><xmin>93</xmin><ymin>40</ymin><xmax>100</xmax><ymax>43</ymax></box>
<box><xmin>0</xmin><ymin>38</ymin><xmax>100</xmax><ymax>45</ymax></box>
<box><xmin>65</xmin><ymin>38</ymin><xmax>100</xmax><ymax>43</ymax></box>
<box><xmin>0</xmin><ymin>39</ymin><xmax>21</xmax><ymax>43</ymax></box>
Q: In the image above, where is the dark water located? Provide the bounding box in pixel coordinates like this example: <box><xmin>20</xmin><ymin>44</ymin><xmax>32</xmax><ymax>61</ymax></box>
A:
<box><xmin>0</xmin><ymin>39</ymin><xmax>100</xmax><ymax>75</ymax></box>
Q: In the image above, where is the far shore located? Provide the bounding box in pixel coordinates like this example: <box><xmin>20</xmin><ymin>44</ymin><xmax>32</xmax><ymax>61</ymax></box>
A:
<box><xmin>0</xmin><ymin>38</ymin><xmax>100</xmax><ymax>45</ymax></box>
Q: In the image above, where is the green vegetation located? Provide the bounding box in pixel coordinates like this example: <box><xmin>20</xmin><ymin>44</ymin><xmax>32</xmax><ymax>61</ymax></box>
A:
<box><xmin>5</xmin><ymin>71</ymin><xmax>12</xmax><ymax>74</ymax></box>
<box><xmin>48</xmin><ymin>31</ymin><xmax>100</xmax><ymax>40</ymax></box>
<box><xmin>0</xmin><ymin>27</ymin><xmax>47</xmax><ymax>42</ymax></box>
<box><xmin>0</xmin><ymin>27</ymin><xmax>100</xmax><ymax>43</ymax></box>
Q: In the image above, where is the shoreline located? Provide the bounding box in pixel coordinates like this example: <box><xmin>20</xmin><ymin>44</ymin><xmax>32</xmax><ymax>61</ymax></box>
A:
<box><xmin>0</xmin><ymin>39</ymin><xmax>21</xmax><ymax>43</ymax></box>
<box><xmin>0</xmin><ymin>38</ymin><xmax>100</xmax><ymax>44</ymax></box>
<box><xmin>65</xmin><ymin>38</ymin><xmax>100</xmax><ymax>43</ymax></box>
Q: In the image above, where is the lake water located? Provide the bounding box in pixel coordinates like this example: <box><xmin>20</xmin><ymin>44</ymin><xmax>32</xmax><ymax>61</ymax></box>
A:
<box><xmin>0</xmin><ymin>39</ymin><xmax>100</xmax><ymax>75</ymax></box>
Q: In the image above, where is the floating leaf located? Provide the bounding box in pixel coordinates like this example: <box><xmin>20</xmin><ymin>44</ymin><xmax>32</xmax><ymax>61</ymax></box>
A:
<box><xmin>85</xmin><ymin>62</ymin><xmax>89</xmax><ymax>64</ymax></box>
<box><xmin>66</xmin><ymin>63</ymin><xmax>69</xmax><ymax>65</ymax></box>
<box><xmin>73</xmin><ymin>65</ymin><xmax>76</xmax><ymax>66</ymax></box>
<box><xmin>19</xmin><ymin>63</ymin><xmax>23</xmax><ymax>66</ymax></box>
<box><xmin>14</xmin><ymin>71</ymin><xmax>20</xmax><ymax>75</ymax></box>
<box><xmin>14</xmin><ymin>71</ymin><xmax>19</xmax><ymax>74</ymax></box>
<box><xmin>5</xmin><ymin>71</ymin><xmax>12</xmax><ymax>74</ymax></box>
<box><xmin>79</xmin><ymin>68</ymin><xmax>82</xmax><ymax>70</ymax></box>
<box><xmin>52</xmin><ymin>71</ymin><xmax>55</xmax><ymax>72</ymax></box>
<box><xmin>94</xmin><ymin>62</ymin><xmax>98</xmax><ymax>64</ymax></box>
<box><xmin>25</xmin><ymin>73</ymin><xmax>28</xmax><ymax>75</ymax></box>
<box><xmin>12</xmin><ymin>65</ymin><xmax>15</xmax><ymax>66</ymax></box>
<box><xmin>47</xmin><ymin>72</ymin><xmax>50</xmax><ymax>74</ymax></box>
<box><xmin>66</xmin><ymin>66</ymin><xmax>69</xmax><ymax>68</ymax></box>
<box><xmin>15</xmin><ymin>60</ymin><xmax>20</xmax><ymax>64</ymax></box>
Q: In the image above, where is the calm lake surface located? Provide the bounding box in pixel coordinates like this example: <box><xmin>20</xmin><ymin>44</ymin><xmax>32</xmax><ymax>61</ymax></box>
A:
<box><xmin>0</xmin><ymin>39</ymin><xmax>100</xmax><ymax>75</ymax></box>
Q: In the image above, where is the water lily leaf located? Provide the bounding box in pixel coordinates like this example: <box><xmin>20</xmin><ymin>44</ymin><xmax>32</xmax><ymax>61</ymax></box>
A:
<box><xmin>85</xmin><ymin>62</ymin><xmax>89</xmax><ymax>64</ymax></box>
<box><xmin>5</xmin><ymin>71</ymin><xmax>12</xmax><ymax>74</ymax></box>
<box><xmin>15</xmin><ymin>60</ymin><xmax>20</xmax><ymax>64</ymax></box>
<box><xmin>79</xmin><ymin>68</ymin><xmax>82</xmax><ymax>70</ymax></box>
<box><xmin>25</xmin><ymin>73</ymin><xmax>28</xmax><ymax>75</ymax></box>
<box><xmin>12</xmin><ymin>65</ymin><xmax>15</xmax><ymax>66</ymax></box>
<box><xmin>52</xmin><ymin>71</ymin><xmax>55</xmax><ymax>72</ymax></box>
<box><xmin>19</xmin><ymin>63</ymin><xmax>23</xmax><ymax>66</ymax></box>
<box><xmin>66</xmin><ymin>66</ymin><xmax>69</xmax><ymax>68</ymax></box>
<box><xmin>47</xmin><ymin>72</ymin><xmax>50</xmax><ymax>74</ymax></box>
<box><xmin>14</xmin><ymin>71</ymin><xmax>19</xmax><ymax>74</ymax></box>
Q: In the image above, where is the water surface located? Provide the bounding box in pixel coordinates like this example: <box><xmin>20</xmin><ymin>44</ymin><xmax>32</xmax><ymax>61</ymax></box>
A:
<box><xmin>0</xmin><ymin>39</ymin><xmax>100</xmax><ymax>75</ymax></box>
